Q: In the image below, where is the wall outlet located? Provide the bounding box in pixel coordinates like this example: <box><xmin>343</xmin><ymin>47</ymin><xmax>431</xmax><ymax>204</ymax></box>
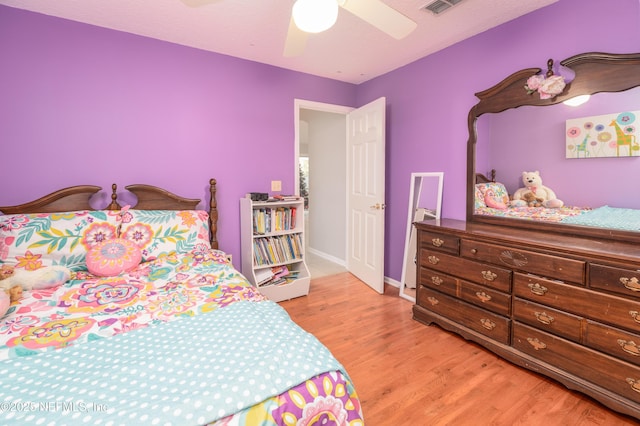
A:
<box><xmin>271</xmin><ymin>180</ymin><xmax>282</xmax><ymax>192</ymax></box>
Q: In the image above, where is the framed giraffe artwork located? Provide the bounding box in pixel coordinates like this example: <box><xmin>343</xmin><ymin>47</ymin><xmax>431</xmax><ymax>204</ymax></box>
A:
<box><xmin>566</xmin><ymin>110</ymin><xmax>640</xmax><ymax>158</ymax></box>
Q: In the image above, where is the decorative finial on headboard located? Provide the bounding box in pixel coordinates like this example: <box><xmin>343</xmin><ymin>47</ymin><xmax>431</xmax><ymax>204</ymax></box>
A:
<box><xmin>546</xmin><ymin>58</ymin><xmax>554</xmax><ymax>77</ymax></box>
<box><xmin>209</xmin><ymin>178</ymin><xmax>219</xmax><ymax>250</ymax></box>
<box><xmin>107</xmin><ymin>183</ymin><xmax>121</xmax><ymax>210</ymax></box>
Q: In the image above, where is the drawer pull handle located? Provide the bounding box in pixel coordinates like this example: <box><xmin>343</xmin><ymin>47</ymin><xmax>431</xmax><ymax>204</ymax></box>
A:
<box><xmin>630</xmin><ymin>311</ymin><xmax>640</xmax><ymax>324</ymax></box>
<box><xmin>626</xmin><ymin>378</ymin><xmax>640</xmax><ymax>394</ymax></box>
<box><xmin>481</xmin><ymin>270</ymin><xmax>497</xmax><ymax>281</ymax></box>
<box><xmin>431</xmin><ymin>276</ymin><xmax>443</xmax><ymax>286</ymax></box>
<box><xmin>617</xmin><ymin>339</ymin><xmax>640</xmax><ymax>356</ymax></box>
<box><xmin>428</xmin><ymin>255</ymin><xmax>440</xmax><ymax>265</ymax></box>
<box><xmin>620</xmin><ymin>276</ymin><xmax>640</xmax><ymax>292</ymax></box>
<box><xmin>480</xmin><ymin>319</ymin><xmax>495</xmax><ymax>330</ymax></box>
<box><xmin>526</xmin><ymin>337</ymin><xmax>547</xmax><ymax>351</ymax></box>
<box><xmin>431</xmin><ymin>238</ymin><xmax>444</xmax><ymax>247</ymax></box>
<box><xmin>470</xmin><ymin>248</ymin><xmax>478</xmax><ymax>254</ymax></box>
<box><xmin>476</xmin><ymin>291</ymin><xmax>492</xmax><ymax>303</ymax></box>
<box><xmin>528</xmin><ymin>283</ymin><xmax>548</xmax><ymax>296</ymax></box>
<box><xmin>534</xmin><ymin>311</ymin><xmax>554</xmax><ymax>325</ymax></box>
<box><xmin>426</xmin><ymin>296</ymin><xmax>439</xmax><ymax>306</ymax></box>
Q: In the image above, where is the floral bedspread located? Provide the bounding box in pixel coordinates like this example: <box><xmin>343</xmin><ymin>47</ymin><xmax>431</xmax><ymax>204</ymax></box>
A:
<box><xmin>0</xmin><ymin>248</ymin><xmax>363</xmax><ymax>425</ymax></box>
<box><xmin>475</xmin><ymin>205</ymin><xmax>588</xmax><ymax>222</ymax></box>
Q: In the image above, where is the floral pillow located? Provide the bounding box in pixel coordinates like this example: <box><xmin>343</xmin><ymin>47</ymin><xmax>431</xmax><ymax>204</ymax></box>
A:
<box><xmin>0</xmin><ymin>210</ymin><xmax>121</xmax><ymax>271</ymax></box>
<box><xmin>475</xmin><ymin>182</ymin><xmax>510</xmax><ymax>210</ymax></box>
<box><xmin>119</xmin><ymin>210</ymin><xmax>211</xmax><ymax>261</ymax></box>
<box><xmin>86</xmin><ymin>238</ymin><xmax>142</xmax><ymax>277</ymax></box>
<box><xmin>474</xmin><ymin>185</ymin><xmax>486</xmax><ymax>209</ymax></box>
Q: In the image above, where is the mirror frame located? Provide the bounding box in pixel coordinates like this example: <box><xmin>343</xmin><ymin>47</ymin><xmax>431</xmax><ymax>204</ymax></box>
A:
<box><xmin>467</xmin><ymin>51</ymin><xmax>640</xmax><ymax>242</ymax></box>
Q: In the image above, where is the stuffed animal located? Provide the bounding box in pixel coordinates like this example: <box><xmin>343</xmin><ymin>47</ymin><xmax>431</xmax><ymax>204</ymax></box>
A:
<box><xmin>0</xmin><ymin>265</ymin><xmax>23</xmax><ymax>304</ymax></box>
<box><xmin>512</xmin><ymin>171</ymin><xmax>564</xmax><ymax>208</ymax></box>
<box><xmin>522</xmin><ymin>191</ymin><xmax>544</xmax><ymax>207</ymax></box>
<box><xmin>0</xmin><ymin>265</ymin><xmax>71</xmax><ymax>302</ymax></box>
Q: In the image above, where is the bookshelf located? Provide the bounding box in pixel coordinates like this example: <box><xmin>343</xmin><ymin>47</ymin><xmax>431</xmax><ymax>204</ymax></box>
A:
<box><xmin>240</xmin><ymin>197</ymin><xmax>310</xmax><ymax>302</ymax></box>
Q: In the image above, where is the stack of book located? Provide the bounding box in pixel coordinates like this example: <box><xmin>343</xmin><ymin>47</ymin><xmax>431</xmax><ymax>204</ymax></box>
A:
<box><xmin>254</xmin><ymin>265</ymin><xmax>301</xmax><ymax>287</ymax></box>
<box><xmin>252</xmin><ymin>206</ymin><xmax>297</xmax><ymax>235</ymax></box>
<box><xmin>252</xmin><ymin>234</ymin><xmax>303</xmax><ymax>266</ymax></box>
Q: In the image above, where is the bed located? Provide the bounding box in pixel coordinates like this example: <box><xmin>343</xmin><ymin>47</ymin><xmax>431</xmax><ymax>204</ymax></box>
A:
<box><xmin>0</xmin><ymin>181</ymin><xmax>363</xmax><ymax>425</ymax></box>
<box><xmin>473</xmin><ymin>170</ymin><xmax>593</xmax><ymax>223</ymax></box>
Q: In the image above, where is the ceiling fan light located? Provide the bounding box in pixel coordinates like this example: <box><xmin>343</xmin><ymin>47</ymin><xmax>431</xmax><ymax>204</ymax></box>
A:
<box><xmin>292</xmin><ymin>0</ymin><xmax>339</xmax><ymax>34</ymax></box>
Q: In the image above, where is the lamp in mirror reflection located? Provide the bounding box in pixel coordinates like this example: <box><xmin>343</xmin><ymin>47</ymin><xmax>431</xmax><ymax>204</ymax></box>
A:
<box><xmin>563</xmin><ymin>95</ymin><xmax>591</xmax><ymax>107</ymax></box>
<box><xmin>293</xmin><ymin>0</ymin><xmax>339</xmax><ymax>33</ymax></box>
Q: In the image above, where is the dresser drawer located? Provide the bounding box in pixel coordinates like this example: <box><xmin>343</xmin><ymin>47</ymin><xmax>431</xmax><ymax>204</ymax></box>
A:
<box><xmin>459</xmin><ymin>279</ymin><xmax>510</xmax><ymax>317</ymax></box>
<box><xmin>514</xmin><ymin>273</ymin><xmax>640</xmax><ymax>334</ymax></box>
<box><xmin>419</xmin><ymin>267</ymin><xmax>458</xmax><ymax>297</ymax></box>
<box><xmin>461</xmin><ymin>239</ymin><xmax>585</xmax><ymax>284</ymax></box>
<box><xmin>417</xmin><ymin>287</ymin><xmax>510</xmax><ymax>345</ymax></box>
<box><xmin>586</xmin><ymin>320</ymin><xmax>640</xmax><ymax>367</ymax></box>
<box><xmin>590</xmin><ymin>264</ymin><xmax>640</xmax><ymax>300</ymax></box>
<box><xmin>513</xmin><ymin>322</ymin><xmax>640</xmax><ymax>405</ymax></box>
<box><xmin>420</xmin><ymin>249</ymin><xmax>511</xmax><ymax>292</ymax></box>
<box><xmin>513</xmin><ymin>297</ymin><xmax>583</xmax><ymax>343</ymax></box>
<box><xmin>419</xmin><ymin>230</ymin><xmax>459</xmax><ymax>255</ymax></box>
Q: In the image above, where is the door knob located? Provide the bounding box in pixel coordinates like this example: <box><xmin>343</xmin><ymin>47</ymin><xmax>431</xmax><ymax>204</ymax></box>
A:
<box><xmin>369</xmin><ymin>203</ymin><xmax>386</xmax><ymax>210</ymax></box>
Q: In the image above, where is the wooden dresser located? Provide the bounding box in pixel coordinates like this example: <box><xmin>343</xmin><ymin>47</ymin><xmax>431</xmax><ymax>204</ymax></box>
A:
<box><xmin>412</xmin><ymin>218</ymin><xmax>640</xmax><ymax>419</ymax></box>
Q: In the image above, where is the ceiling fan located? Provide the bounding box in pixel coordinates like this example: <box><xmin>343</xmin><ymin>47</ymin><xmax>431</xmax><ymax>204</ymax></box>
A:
<box><xmin>180</xmin><ymin>0</ymin><xmax>417</xmax><ymax>57</ymax></box>
<box><xmin>284</xmin><ymin>0</ymin><xmax>418</xmax><ymax>57</ymax></box>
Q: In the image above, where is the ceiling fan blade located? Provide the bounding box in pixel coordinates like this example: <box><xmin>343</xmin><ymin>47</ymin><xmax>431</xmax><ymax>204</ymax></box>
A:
<box><xmin>340</xmin><ymin>0</ymin><xmax>417</xmax><ymax>39</ymax></box>
<box><xmin>283</xmin><ymin>16</ymin><xmax>308</xmax><ymax>57</ymax></box>
<box><xmin>180</xmin><ymin>0</ymin><xmax>221</xmax><ymax>7</ymax></box>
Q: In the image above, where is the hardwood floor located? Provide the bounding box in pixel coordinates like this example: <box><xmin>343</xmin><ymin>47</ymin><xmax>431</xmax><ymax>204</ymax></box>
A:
<box><xmin>279</xmin><ymin>273</ymin><xmax>638</xmax><ymax>425</ymax></box>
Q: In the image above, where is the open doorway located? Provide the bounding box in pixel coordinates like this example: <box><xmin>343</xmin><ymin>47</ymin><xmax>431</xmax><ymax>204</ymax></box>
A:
<box><xmin>295</xmin><ymin>100</ymin><xmax>351</xmax><ymax>277</ymax></box>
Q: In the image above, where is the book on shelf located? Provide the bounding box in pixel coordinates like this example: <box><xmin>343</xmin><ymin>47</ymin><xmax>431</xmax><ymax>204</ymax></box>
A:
<box><xmin>271</xmin><ymin>194</ymin><xmax>301</xmax><ymax>201</ymax></box>
<box><xmin>257</xmin><ymin>265</ymin><xmax>299</xmax><ymax>287</ymax></box>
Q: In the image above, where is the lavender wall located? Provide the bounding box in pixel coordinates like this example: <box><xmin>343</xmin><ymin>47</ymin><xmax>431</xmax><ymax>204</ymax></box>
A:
<box><xmin>0</xmin><ymin>5</ymin><xmax>357</xmax><ymax>266</ymax></box>
<box><xmin>1</xmin><ymin>0</ymin><xmax>639</xmax><ymax>282</ymax></box>
<box><xmin>358</xmin><ymin>0</ymin><xmax>640</xmax><ymax>281</ymax></box>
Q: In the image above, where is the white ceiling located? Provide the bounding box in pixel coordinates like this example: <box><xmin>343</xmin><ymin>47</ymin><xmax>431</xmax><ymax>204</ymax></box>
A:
<box><xmin>0</xmin><ymin>0</ymin><xmax>558</xmax><ymax>84</ymax></box>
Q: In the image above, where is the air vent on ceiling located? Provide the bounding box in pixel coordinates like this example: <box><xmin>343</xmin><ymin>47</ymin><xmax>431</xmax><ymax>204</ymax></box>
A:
<box><xmin>422</xmin><ymin>0</ymin><xmax>464</xmax><ymax>15</ymax></box>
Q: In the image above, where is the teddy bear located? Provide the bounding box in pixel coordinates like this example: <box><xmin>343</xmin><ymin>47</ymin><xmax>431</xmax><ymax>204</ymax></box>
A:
<box><xmin>0</xmin><ymin>264</ymin><xmax>22</xmax><ymax>303</ymax></box>
<box><xmin>512</xmin><ymin>171</ymin><xmax>564</xmax><ymax>208</ymax></box>
<box><xmin>522</xmin><ymin>191</ymin><xmax>544</xmax><ymax>207</ymax></box>
<box><xmin>0</xmin><ymin>265</ymin><xmax>71</xmax><ymax>303</ymax></box>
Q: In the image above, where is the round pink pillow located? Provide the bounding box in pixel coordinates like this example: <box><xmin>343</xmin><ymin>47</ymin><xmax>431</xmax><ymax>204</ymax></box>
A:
<box><xmin>86</xmin><ymin>238</ymin><xmax>142</xmax><ymax>277</ymax></box>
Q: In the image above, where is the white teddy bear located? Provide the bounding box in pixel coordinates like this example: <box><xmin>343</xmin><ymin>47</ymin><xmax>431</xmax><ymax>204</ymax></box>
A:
<box><xmin>512</xmin><ymin>171</ymin><xmax>564</xmax><ymax>208</ymax></box>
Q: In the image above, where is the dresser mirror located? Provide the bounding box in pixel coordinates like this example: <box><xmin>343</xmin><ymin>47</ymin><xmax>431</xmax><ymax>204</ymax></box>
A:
<box><xmin>467</xmin><ymin>52</ymin><xmax>640</xmax><ymax>242</ymax></box>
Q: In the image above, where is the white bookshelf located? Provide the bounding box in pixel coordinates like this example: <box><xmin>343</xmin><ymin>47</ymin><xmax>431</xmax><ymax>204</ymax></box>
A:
<box><xmin>240</xmin><ymin>197</ymin><xmax>310</xmax><ymax>302</ymax></box>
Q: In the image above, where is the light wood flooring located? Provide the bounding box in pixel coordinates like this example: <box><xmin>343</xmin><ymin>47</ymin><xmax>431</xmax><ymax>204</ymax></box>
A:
<box><xmin>279</xmin><ymin>272</ymin><xmax>638</xmax><ymax>425</ymax></box>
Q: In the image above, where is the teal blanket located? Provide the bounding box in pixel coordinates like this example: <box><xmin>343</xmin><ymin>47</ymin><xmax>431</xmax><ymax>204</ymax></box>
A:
<box><xmin>561</xmin><ymin>205</ymin><xmax>640</xmax><ymax>231</ymax></box>
<box><xmin>0</xmin><ymin>301</ymin><xmax>345</xmax><ymax>425</ymax></box>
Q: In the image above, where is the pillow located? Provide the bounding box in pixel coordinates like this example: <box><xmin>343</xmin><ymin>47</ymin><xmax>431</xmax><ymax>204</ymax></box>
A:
<box><xmin>0</xmin><ymin>210</ymin><xmax>121</xmax><ymax>271</ymax></box>
<box><xmin>86</xmin><ymin>238</ymin><xmax>142</xmax><ymax>277</ymax></box>
<box><xmin>119</xmin><ymin>210</ymin><xmax>211</xmax><ymax>261</ymax></box>
<box><xmin>474</xmin><ymin>185</ymin><xmax>486</xmax><ymax>209</ymax></box>
<box><xmin>476</xmin><ymin>182</ymin><xmax>510</xmax><ymax>210</ymax></box>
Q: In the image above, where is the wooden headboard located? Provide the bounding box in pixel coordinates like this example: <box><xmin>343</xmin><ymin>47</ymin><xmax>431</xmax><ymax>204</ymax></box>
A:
<box><xmin>0</xmin><ymin>180</ymin><xmax>219</xmax><ymax>250</ymax></box>
<box><xmin>475</xmin><ymin>169</ymin><xmax>496</xmax><ymax>184</ymax></box>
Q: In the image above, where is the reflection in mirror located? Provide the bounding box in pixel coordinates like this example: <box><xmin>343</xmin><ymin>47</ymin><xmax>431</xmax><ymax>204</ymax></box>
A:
<box><xmin>468</xmin><ymin>52</ymin><xmax>640</xmax><ymax>241</ymax></box>
<box><xmin>477</xmin><ymin>86</ymin><xmax>640</xmax><ymax>210</ymax></box>
<box><xmin>400</xmin><ymin>172</ymin><xmax>443</xmax><ymax>302</ymax></box>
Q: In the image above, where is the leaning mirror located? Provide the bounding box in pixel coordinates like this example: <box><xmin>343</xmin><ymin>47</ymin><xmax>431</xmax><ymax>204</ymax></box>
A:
<box><xmin>467</xmin><ymin>52</ymin><xmax>640</xmax><ymax>243</ymax></box>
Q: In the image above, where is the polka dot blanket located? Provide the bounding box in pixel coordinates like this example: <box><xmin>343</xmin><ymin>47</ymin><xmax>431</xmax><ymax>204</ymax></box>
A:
<box><xmin>0</xmin><ymin>248</ymin><xmax>363</xmax><ymax>425</ymax></box>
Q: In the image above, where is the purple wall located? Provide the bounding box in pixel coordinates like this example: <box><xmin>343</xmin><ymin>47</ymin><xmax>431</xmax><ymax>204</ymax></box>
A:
<box><xmin>1</xmin><ymin>0</ymin><xmax>639</xmax><ymax>281</ymax></box>
<box><xmin>0</xmin><ymin>6</ymin><xmax>356</xmax><ymax>266</ymax></box>
<box><xmin>358</xmin><ymin>0</ymin><xmax>640</xmax><ymax>280</ymax></box>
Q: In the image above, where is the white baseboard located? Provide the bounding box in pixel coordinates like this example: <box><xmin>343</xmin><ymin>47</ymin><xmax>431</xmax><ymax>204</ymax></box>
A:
<box><xmin>307</xmin><ymin>247</ymin><xmax>346</xmax><ymax>266</ymax></box>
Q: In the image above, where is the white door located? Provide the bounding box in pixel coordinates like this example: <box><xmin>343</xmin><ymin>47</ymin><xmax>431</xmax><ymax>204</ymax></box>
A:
<box><xmin>346</xmin><ymin>97</ymin><xmax>386</xmax><ymax>293</ymax></box>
